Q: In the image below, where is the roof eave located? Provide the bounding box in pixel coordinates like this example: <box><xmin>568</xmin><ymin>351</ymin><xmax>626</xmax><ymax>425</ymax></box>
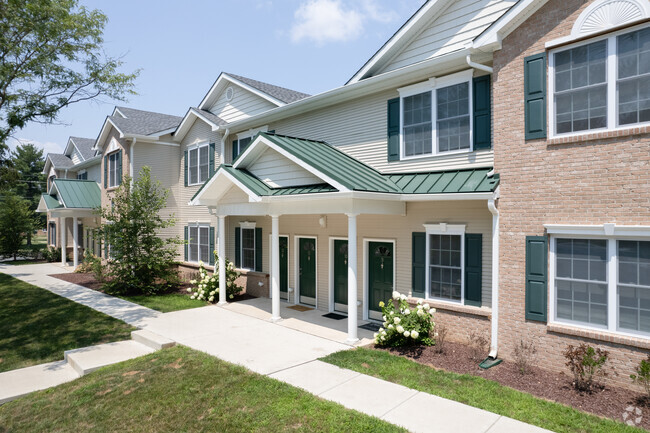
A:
<box><xmin>173</xmin><ymin>108</ymin><xmax>222</xmax><ymax>142</ymax></box>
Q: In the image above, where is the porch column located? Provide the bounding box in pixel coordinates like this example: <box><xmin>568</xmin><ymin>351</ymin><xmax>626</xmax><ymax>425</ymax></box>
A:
<box><xmin>59</xmin><ymin>217</ymin><xmax>67</xmax><ymax>265</ymax></box>
<box><xmin>271</xmin><ymin>215</ymin><xmax>281</xmax><ymax>322</ymax></box>
<box><xmin>72</xmin><ymin>216</ymin><xmax>79</xmax><ymax>268</ymax></box>
<box><xmin>218</xmin><ymin>215</ymin><xmax>227</xmax><ymax>305</ymax></box>
<box><xmin>346</xmin><ymin>213</ymin><xmax>359</xmax><ymax>343</ymax></box>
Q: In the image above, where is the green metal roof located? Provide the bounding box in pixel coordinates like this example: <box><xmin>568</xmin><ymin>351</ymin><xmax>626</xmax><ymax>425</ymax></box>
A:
<box><xmin>41</xmin><ymin>194</ymin><xmax>62</xmax><ymax>210</ymax></box>
<box><xmin>387</xmin><ymin>169</ymin><xmax>498</xmax><ymax>194</ymax></box>
<box><xmin>53</xmin><ymin>179</ymin><xmax>101</xmax><ymax>209</ymax></box>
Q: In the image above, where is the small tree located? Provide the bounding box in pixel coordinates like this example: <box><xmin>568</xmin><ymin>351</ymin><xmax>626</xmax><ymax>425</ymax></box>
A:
<box><xmin>95</xmin><ymin>166</ymin><xmax>181</xmax><ymax>295</ymax></box>
<box><xmin>0</xmin><ymin>192</ymin><xmax>33</xmax><ymax>260</ymax></box>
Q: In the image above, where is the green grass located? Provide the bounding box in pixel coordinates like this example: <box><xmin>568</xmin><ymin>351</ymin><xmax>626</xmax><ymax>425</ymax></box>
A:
<box><xmin>0</xmin><ymin>273</ymin><xmax>135</xmax><ymax>372</ymax></box>
<box><xmin>118</xmin><ymin>293</ymin><xmax>208</xmax><ymax>313</ymax></box>
<box><xmin>322</xmin><ymin>348</ymin><xmax>642</xmax><ymax>433</ymax></box>
<box><xmin>0</xmin><ymin>346</ymin><xmax>404</xmax><ymax>433</ymax></box>
<box><xmin>0</xmin><ymin>259</ymin><xmax>46</xmax><ymax>265</ymax></box>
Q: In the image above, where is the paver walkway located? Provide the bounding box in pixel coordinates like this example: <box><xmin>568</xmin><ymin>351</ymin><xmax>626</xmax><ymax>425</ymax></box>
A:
<box><xmin>0</xmin><ymin>264</ymin><xmax>554</xmax><ymax>433</ymax></box>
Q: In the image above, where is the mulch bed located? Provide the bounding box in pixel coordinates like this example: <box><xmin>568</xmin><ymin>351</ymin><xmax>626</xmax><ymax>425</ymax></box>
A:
<box><xmin>383</xmin><ymin>341</ymin><xmax>649</xmax><ymax>430</ymax></box>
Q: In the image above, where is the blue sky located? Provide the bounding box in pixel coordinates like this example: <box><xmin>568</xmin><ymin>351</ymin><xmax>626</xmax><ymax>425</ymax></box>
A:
<box><xmin>9</xmin><ymin>0</ymin><xmax>423</xmax><ymax>155</ymax></box>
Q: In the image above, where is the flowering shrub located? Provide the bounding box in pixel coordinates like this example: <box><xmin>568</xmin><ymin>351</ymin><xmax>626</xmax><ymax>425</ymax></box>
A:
<box><xmin>187</xmin><ymin>252</ymin><xmax>243</xmax><ymax>302</ymax></box>
<box><xmin>374</xmin><ymin>291</ymin><xmax>435</xmax><ymax>347</ymax></box>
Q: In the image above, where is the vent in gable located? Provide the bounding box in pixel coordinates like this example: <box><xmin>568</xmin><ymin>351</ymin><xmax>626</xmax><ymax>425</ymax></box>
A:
<box><xmin>226</xmin><ymin>87</ymin><xmax>234</xmax><ymax>101</ymax></box>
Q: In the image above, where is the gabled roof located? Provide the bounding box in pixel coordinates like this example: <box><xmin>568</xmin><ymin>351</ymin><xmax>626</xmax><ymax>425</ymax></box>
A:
<box><xmin>39</xmin><ymin>194</ymin><xmax>62</xmax><ymax>211</ymax></box>
<box><xmin>173</xmin><ymin>107</ymin><xmax>227</xmax><ymax>141</ymax></box>
<box><xmin>225</xmin><ymin>73</ymin><xmax>311</xmax><ymax>104</ymax></box>
<box><xmin>111</xmin><ymin>106</ymin><xmax>182</xmax><ymax>136</ymax></box>
<box><xmin>46</xmin><ymin>154</ymin><xmax>74</xmax><ymax>170</ymax></box>
<box><xmin>50</xmin><ymin>179</ymin><xmax>101</xmax><ymax>209</ymax></box>
<box><xmin>69</xmin><ymin>137</ymin><xmax>97</xmax><ymax>160</ymax></box>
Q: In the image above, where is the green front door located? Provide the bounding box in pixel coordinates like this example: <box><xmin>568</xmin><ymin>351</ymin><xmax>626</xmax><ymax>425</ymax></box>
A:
<box><xmin>280</xmin><ymin>236</ymin><xmax>288</xmax><ymax>300</ymax></box>
<box><xmin>368</xmin><ymin>242</ymin><xmax>394</xmax><ymax>320</ymax></box>
<box><xmin>333</xmin><ymin>239</ymin><xmax>348</xmax><ymax>312</ymax></box>
<box><xmin>299</xmin><ymin>237</ymin><xmax>316</xmax><ymax>306</ymax></box>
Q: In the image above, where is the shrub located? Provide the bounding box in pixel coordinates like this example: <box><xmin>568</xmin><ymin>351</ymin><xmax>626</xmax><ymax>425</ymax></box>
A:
<box><xmin>374</xmin><ymin>292</ymin><xmax>435</xmax><ymax>347</ymax></box>
<box><xmin>434</xmin><ymin>324</ymin><xmax>448</xmax><ymax>354</ymax></box>
<box><xmin>513</xmin><ymin>339</ymin><xmax>537</xmax><ymax>375</ymax></box>
<box><xmin>186</xmin><ymin>253</ymin><xmax>243</xmax><ymax>302</ymax></box>
<box><xmin>631</xmin><ymin>355</ymin><xmax>650</xmax><ymax>398</ymax></box>
<box><xmin>76</xmin><ymin>250</ymin><xmax>106</xmax><ymax>282</ymax></box>
<box><xmin>43</xmin><ymin>246</ymin><xmax>61</xmax><ymax>262</ymax></box>
<box><xmin>467</xmin><ymin>330</ymin><xmax>489</xmax><ymax>361</ymax></box>
<box><xmin>564</xmin><ymin>343</ymin><xmax>608</xmax><ymax>392</ymax></box>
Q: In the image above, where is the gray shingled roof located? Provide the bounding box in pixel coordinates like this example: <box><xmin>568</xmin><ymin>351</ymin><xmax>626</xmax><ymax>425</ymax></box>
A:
<box><xmin>47</xmin><ymin>154</ymin><xmax>74</xmax><ymax>169</ymax></box>
<box><xmin>69</xmin><ymin>137</ymin><xmax>97</xmax><ymax>160</ymax></box>
<box><xmin>226</xmin><ymin>73</ymin><xmax>310</xmax><ymax>104</ymax></box>
<box><xmin>111</xmin><ymin>107</ymin><xmax>182</xmax><ymax>136</ymax></box>
<box><xmin>193</xmin><ymin>108</ymin><xmax>227</xmax><ymax>126</ymax></box>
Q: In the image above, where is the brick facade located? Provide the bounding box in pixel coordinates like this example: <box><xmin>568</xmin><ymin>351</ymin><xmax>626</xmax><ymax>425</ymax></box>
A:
<box><xmin>493</xmin><ymin>0</ymin><xmax>650</xmax><ymax>390</ymax></box>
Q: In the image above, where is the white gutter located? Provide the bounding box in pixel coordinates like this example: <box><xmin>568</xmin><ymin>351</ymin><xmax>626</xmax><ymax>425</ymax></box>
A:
<box><xmin>130</xmin><ymin>137</ymin><xmax>136</xmax><ymax>186</ymax></box>
<box><xmin>487</xmin><ymin>187</ymin><xmax>500</xmax><ymax>359</ymax></box>
<box><xmin>466</xmin><ymin>54</ymin><xmax>493</xmax><ymax>74</ymax></box>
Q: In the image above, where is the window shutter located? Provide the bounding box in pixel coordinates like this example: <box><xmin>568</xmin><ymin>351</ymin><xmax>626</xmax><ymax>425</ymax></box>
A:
<box><xmin>232</xmin><ymin>139</ymin><xmax>238</xmax><ymax>162</ymax></box>
<box><xmin>464</xmin><ymin>234</ymin><xmax>483</xmax><ymax>307</ymax></box>
<box><xmin>412</xmin><ymin>232</ymin><xmax>426</xmax><ymax>298</ymax></box>
<box><xmin>104</xmin><ymin>155</ymin><xmax>108</xmax><ymax>188</ymax></box>
<box><xmin>473</xmin><ymin>75</ymin><xmax>492</xmax><ymax>150</ymax></box>
<box><xmin>117</xmin><ymin>150</ymin><xmax>123</xmax><ymax>185</ymax></box>
<box><xmin>255</xmin><ymin>227</ymin><xmax>262</xmax><ymax>272</ymax></box>
<box><xmin>234</xmin><ymin>227</ymin><xmax>241</xmax><ymax>268</ymax></box>
<box><xmin>209</xmin><ymin>226</ymin><xmax>215</xmax><ymax>266</ymax></box>
<box><xmin>184</xmin><ymin>226</ymin><xmax>188</xmax><ymax>262</ymax></box>
<box><xmin>209</xmin><ymin>142</ymin><xmax>216</xmax><ymax>178</ymax></box>
<box><xmin>184</xmin><ymin>150</ymin><xmax>188</xmax><ymax>187</ymax></box>
<box><xmin>524</xmin><ymin>53</ymin><xmax>547</xmax><ymax>140</ymax></box>
<box><xmin>387</xmin><ymin>98</ymin><xmax>400</xmax><ymax>162</ymax></box>
<box><xmin>525</xmin><ymin>235</ymin><xmax>548</xmax><ymax>322</ymax></box>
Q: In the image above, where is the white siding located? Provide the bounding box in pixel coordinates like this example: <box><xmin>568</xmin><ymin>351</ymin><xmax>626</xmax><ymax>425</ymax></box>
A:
<box><xmin>70</xmin><ymin>148</ymin><xmax>83</xmax><ymax>165</ymax></box>
<box><xmin>380</xmin><ymin>0</ymin><xmax>514</xmax><ymax>74</ymax></box>
<box><xmin>209</xmin><ymin>86</ymin><xmax>277</xmax><ymax>123</ymax></box>
<box><xmin>247</xmin><ymin>148</ymin><xmax>323</xmax><ymax>187</ymax></box>
<box><xmin>85</xmin><ymin>162</ymin><xmax>101</xmax><ymax>184</ymax></box>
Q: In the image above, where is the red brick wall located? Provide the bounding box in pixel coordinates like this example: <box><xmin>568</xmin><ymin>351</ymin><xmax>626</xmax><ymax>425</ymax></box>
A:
<box><xmin>493</xmin><ymin>0</ymin><xmax>650</xmax><ymax>390</ymax></box>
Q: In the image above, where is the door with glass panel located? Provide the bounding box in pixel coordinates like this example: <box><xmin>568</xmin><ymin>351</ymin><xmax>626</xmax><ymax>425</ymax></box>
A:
<box><xmin>333</xmin><ymin>239</ymin><xmax>348</xmax><ymax>313</ymax></box>
<box><xmin>368</xmin><ymin>242</ymin><xmax>394</xmax><ymax>321</ymax></box>
<box><xmin>299</xmin><ymin>237</ymin><xmax>316</xmax><ymax>306</ymax></box>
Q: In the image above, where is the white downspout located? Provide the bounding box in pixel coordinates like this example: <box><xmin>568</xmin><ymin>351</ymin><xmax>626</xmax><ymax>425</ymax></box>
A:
<box><xmin>487</xmin><ymin>188</ymin><xmax>500</xmax><ymax>359</ymax></box>
<box><xmin>220</xmin><ymin>128</ymin><xmax>230</xmax><ymax>164</ymax></box>
<box><xmin>129</xmin><ymin>137</ymin><xmax>137</xmax><ymax>187</ymax></box>
<box><xmin>466</xmin><ymin>55</ymin><xmax>493</xmax><ymax>74</ymax></box>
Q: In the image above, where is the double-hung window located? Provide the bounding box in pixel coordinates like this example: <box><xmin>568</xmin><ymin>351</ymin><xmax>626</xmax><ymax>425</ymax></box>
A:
<box><xmin>232</xmin><ymin>137</ymin><xmax>252</xmax><ymax>161</ymax></box>
<box><xmin>108</xmin><ymin>152</ymin><xmax>120</xmax><ymax>188</ymax></box>
<box><xmin>188</xmin><ymin>224</ymin><xmax>211</xmax><ymax>263</ymax></box>
<box><xmin>400</xmin><ymin>71</ymin><xmax>473</xmax><ymax>159</ymax></box>
<box><xmin>77</xmin><ymin>171</ymin><xmax>88</xmax><ymax>180</ymax></box>
<box><xmin>550</xmin><ymin>24</ymin><xmax>650</xmax><ymax>137</ymax></box>
<box><xmin>49</xmin><ymin>222</ymin><xmax>56</xmax><ymax>246</ymax></box>
<box><xmin>424</xmin><ymin>224</ymin><xmax>465</xmax><ymax>303</ymax></box>
<box><xmin>187</xmin><ymin>143</ymin><xmax>210</xmax><ymax>186</ymax></box>
<box><xmin>241</xmin><ymin>227</ymin><xmax>255</xmax><ymax>270</ymax></box>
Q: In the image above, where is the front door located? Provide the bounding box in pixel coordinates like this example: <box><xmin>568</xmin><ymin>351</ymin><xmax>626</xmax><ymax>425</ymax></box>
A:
<box><xmin>299</xmin><ymin>237</ymin><xmax>316</xmax><ymax>306</ymax></box>
<box><xmin>280</xmin><ymin>236</ymin><xmax>288</xmax><ymax>300</ymax></box>
<box><xmin>368</xmin><ymin>241</ymin><xmax>394</xmax><ymax>321</ymax></box>
<box><xmin>333</xmin><ymin>239</ymin><xmax>348</xmax><ymax>312</ymax></box>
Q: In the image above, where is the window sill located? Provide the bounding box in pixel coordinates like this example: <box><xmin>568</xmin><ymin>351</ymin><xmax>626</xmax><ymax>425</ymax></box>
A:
<box><xmin>547</xmin><ymin>322</ymin><xmax>650</xmax><ymax>350</ymax></box>
<box><xmin>236</xmin><ymin>268</ymin><xmax>269</xmax><ymax>277</ymax></box>
<box><xmin>406</xmin><ymin>297</ymin><xmax>491</xmax><ymax>318</ymax></box>
<box><xmin>548</xmin><ymin>125</ymin><xmax>650</xmax><ymax>145</ymax></box>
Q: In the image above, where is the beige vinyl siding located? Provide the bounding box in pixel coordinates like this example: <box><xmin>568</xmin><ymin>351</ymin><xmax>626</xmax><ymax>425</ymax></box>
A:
<box><xmin>85</xmin><ymin>162</ymin><xmax>101</xmax><ymax>184</ymax></box>
<box><xmin>209</xmin><ymin>85</ymin><xmax>277</xmax><ymax>123</ymax></box>
<box><xmin>99</xmin><ymin>127</ymin><xmax>131</xmax><ymax>211</ymax></box>
<box><xmin>70</xmin><ymin>148</ymin><xmax>83</xmax><ymax>165</ymax></box>
<box><xmin>380</xmin><ymin>0</ymin><xmax>515</xmax><ymax>75</ymax></box>
<box><xmin>247</xmin><ymin>148</ymin><xmax>323</xmax><ymax>187</ymax></box>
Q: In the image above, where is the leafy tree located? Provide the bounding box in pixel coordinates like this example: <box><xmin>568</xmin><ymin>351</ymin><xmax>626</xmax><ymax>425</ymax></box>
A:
<box><xmin>0</xmin><ymin>192</ymin><xmax>33</xmax><ymax>260</ymax></box>
<box><xmin>95</xmin><ymin>166</ymin><xmax>180</xmax><ymax>295</ymax></box>
<box><xmin>11</xmin><ymin>143</ymin><xmax>46</xmax><ymax>244</ymax></box>
<box><xmin>0</xmin><ymin>0</ymin><xmax>139</xmax><ymax>151</ymax></box>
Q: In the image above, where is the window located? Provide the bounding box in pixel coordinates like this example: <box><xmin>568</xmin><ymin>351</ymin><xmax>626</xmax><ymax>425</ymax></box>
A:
<box><xmin>77</xmin><ymin>171</ymin><xmax>88</xmax><ymax>180</ymax></box>
<box><xmin>232</xmin><ymin>137</ymin><xmax>252</xmax><ymax>160</ymax></box>
<box><xmin>400</xmin><ymin>71</ymin><xmax>473</xmax><ymax>159</ymax></box>
<box><xmin>49</xmin><ymin>222</ymin><xmax>56</xmax><ymax>246</ymax></box>
<box><xmin>241</xmin><ymin>227</ymin><xmax>255</xmax><ymax>270</ymax></box>
<box><xmin>618</xmin><ymin>241</ymin><xmax>650</xmax><ymax>334</ymax></box>
<box><xmin>188</xmin><ymin>143</ymin><xmax>210</xmax><ymax>186</ymax></box>
<box><xmin>424</xmin><ymin>224</ymin><xmax>465</xmax><ymax>303</ymax></box>
<box><xmin>108</xmin><ymin>152</ymin><xmax>120</xmax><ymax>188</ymax></box>
<box><xmin>550</xmin><ymin>25</ymin><xmax>650</xmax><ymax>136</ymax></box>
<box><xmin>188</xmin><ymin>224</ymin><xmax>210</xmax><ymax>263</ymax></box>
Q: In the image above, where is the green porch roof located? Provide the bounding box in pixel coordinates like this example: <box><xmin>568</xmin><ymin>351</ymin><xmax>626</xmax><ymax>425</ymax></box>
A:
<box><xmin>222</xmin><ymin>165</ymin><xmax>338</xmax><ymax>197</ymax></box>
<box><xmin>41</xmin><ymin>194</ymin><xmax>62</xmax><ymax>210</ymax></box>
<box><xmin>53</xmin><ymin>179</ymin><xmax>101</xmax><ymax>209</ymax></box>
<box><xmin>387</xmin><ymin>169</ymin><xmax>499</xmax><ymax>194</ymax></box>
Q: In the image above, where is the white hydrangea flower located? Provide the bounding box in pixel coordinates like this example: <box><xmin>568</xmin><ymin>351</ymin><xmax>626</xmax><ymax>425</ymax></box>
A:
<box><xmin>378</xmin><ymin>327</ymin><xmax>384</xmax><ymax>333</ymax></box>
<box><xmin>393</xmin><ymin>317</ymin><xmax>401</xmax><ymax>324</ymax></box>
<box><xmin>189</xmin><ymin>279</ymin><xmax>197</xmax><ymax>285</ymax></box>
<box><xmin>410</xmin><ymin>330</ymin><xmax>419</xmax><ymax>339</ymax></box>
<box><xmin>403</xmin><ymin>331</ymin><xmax>410</xmax><ymax>337</ymax></box>
<box><xmin>404</xmin><ymin>309</ymin><xmax>411</xmax><ymax>315</ymax></box>
<box><xmin>423</xmin><ymin>303</ymin><xmax>430</xmax><ymax>310</ymax></box>
<box><xmin>186</xmin><ymin>287</ymin><xmax>192</xmax><ymax>292</ymax></box>
<box><xmin>388</xmin><ymin>324</ymin><xmax>394</xmax><ymax>329</ymax></box>
<box><xmin>392</xmin><ymin>291</ymin><xmax>400</xmax><ymax>300</ymax></box>
<box><xmin>229</xmin><ymin>294</ymin><xmax>234</xmax><ymax>299</ymax></box>
<box><xmin>383</xmin><ymin>321</ymin><xmax>388</xmax><ymax>327</ymax></box>
<box><xmin>417</xmin><ymin>299</ymin><xmax>423</xmax><ymax>305</ymax></box>
<box><xmin>400</xmin><ymin>294</ymin><xmax>407</xmax><ymax>301</ymax></box>
<box><xmin>374</xmin><ymin>332</ymin><xmax>378</xmax><ymax>338</ymax></box>
<box><xmin>431</xmin><ymin>308</ymin><xmax>436</xmax><ymax>313</ymax></box>
<box><xmin>382</xmin><ymin>315</ymin><xmax>387</xmax><ymax>321</ymax></box>
<box><xmin>396</xmin><ymin>325</ymin><xmax>404</xmax><ymax>333</ymax></box>
<box><xmin>390</xmin><ymin>311</ymin><xmax>394</xmax><ymax>316</ymax></box>
<box><xmin>208</xmin><ymin>296</ymin><xmax>214</xmax><ymax>302</ymax></box>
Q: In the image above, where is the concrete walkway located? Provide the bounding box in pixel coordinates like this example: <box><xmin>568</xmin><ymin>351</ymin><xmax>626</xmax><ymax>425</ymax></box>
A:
<box><xmin>0</xmin><ymin>264</ymin><xmax>553</xmax><ymax>433</ymax></box>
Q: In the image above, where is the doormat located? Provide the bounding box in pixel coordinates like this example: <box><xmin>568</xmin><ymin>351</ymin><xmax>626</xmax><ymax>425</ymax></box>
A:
<box><xmin>358</xmin><ymin>322</ymin><xmax>381</xmax><ymax>332</ymax></box>
<box><xmin>322</xmin><ymin>312</ymin><xmax>346</xmax><ymax>320</ymax></box>
<box><xmin>287</xmin><ymin>305</ymin><xmax>313</xmax><ymax>312</ymax></box>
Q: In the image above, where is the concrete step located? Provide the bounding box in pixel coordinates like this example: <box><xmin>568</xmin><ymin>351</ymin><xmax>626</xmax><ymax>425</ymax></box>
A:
<box><xmin>131</xmin><ymin>329</ymin><xmax>175</xmax><ymax>350</ymax></box>
<box><xmin>64</xmin><ymin>340</ymin><xmax>155</xmax><ymax>376</ymax></box>
<box><xmin>0</xmin><ymin>361</ymin><xmax>79</xmax><ymax>404</ymax></box>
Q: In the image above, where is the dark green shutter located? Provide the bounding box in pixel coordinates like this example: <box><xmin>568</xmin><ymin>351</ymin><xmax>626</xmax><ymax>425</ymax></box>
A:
<box><xmin>104</xmin><ymin>155</ymin><xmax>108</xmax><ymax>188</ymax></box>
<box><xmin>232</xmin><ymin>139</ymin><xmax>238</xmax><ymax>161</ymax></box>
<box><xmin>208</xmin><ymin>142</ymin><xmax>216</xmax><ymax>178</ymax></box>
<box><xmin>117</xmin><ymin>150</ymin><xmax>123</xmax><ymax>185</ymax></box>
<box><xmin>387</xmin><ymin>97</ymin><xmax>400</xmax><ymax>162</ymax></box>
<box><xmin>464</xmin><ymin>234</ymin><xmax>483</xmax><ymax>307</ymax></box>
<box><xmin>209</xmin><ymin>226</ymin><xmax>215</xmax><ymax>266</ymax></box>
<box><xmin>524</xmin><ymin>53</ymin><xmax>547</xmax><ymax>140</ymax></box>
<box><xmin>412</xmin><ymin>232</ymin><xmax>426</xmax><ymax>298</ymax></box>
<box><xmin>184</xmin><ymin>226</ymin><xmax>188</xmax><ymax>262</ymax></box>
<box><xmin>255</xmin><ymin>227</ymin><xmax>262</xmax><ymax>272</ymax></box>
<box><xmin>473</xmin><ymin>75</ymin><xmax>491</xmax><ymax>150</ymax></box>
<box><xmin>184</xmin><ymin>150</ymin><xmax>188</xmax><ymax>187</ymax></box>
<box><xmin>525</xmin><ymin>236</ymin><xmax>548</xmax><ymax>322</ymax></box>
<box><xmin>234</xmin><ymin>227</ymin><xmax>241</xmax><ymax>268</ymax></box>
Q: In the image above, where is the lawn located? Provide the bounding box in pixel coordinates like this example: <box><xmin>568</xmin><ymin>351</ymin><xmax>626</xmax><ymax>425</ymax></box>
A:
<box><xmin>0</xmin><ymin>345</ymin><xmax>404</xmax><ymax>433</ymax></box>
<box><xmin>322</xmin><ymin>348</ymin><xmax>642</xmax><ymax>433</ymax></box>
<box><xmin>118</xmin><ymin>293</ymin><xmax>208</xmax><ymax>313</ymax></box>
<box><xmin>0</xmin><ymin>273</ymin><xmax>135</xmax><ymax>372</ymax></box>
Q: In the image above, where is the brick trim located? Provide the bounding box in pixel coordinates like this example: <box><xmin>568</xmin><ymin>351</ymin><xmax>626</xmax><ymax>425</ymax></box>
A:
<box><xmin>547</xmin><ymin>323</ymin><xmax>650</xmax><ymax>350</ymax></box>
<box><xmin>407</xmin><ymin>297</ymin><xmax>491</xmax><ymax>318</ymax></box>
<box><xmin>548</xmin><ymin>125</ymin><xmax>650</xmax><ymax>145</ymax></box>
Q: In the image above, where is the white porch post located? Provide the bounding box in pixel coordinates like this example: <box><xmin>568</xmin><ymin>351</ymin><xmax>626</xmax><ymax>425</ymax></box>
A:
<box><xmin>271</xmin><ymin>215</ymin><xmax>281</xmax><ymax>322</ymax></box>
<box><xmin>72</xmin><ymin>216</ymin><xmax>79</xmax><ymax>268</ymax></box>
<box><xmin>59</xmin><ymin>217</ymin><xmax>67</xmax><ymax>265</ymax></box>
<box><xmin>218</xmin><ymin>215</ymin><xmax>227</xmax><ymax>305</ymax></box>
<box><xmin>346</xmin><ymin>213</ymin><xmax>359</xmax><ymax>343</ymax></box>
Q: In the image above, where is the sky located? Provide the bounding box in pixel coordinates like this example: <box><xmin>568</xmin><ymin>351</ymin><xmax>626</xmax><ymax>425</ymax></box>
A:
<box><xmin>8</xmin><ymin>0</ymin><xmax>424</xmax><ymax>156</ymax></box>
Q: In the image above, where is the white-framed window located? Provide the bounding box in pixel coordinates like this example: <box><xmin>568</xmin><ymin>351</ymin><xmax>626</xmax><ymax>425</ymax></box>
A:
<box><xmin>239</xmin><ymin>222</ymin><xmax>256</xmax><ymax>270</ymax></box>
<box><xmin>549</xmin><ymin>233</ymin><xmax>650</xmax><ymax>337</ymax></box>
<box><xmin>424</xmin><ymin>224</ymin><xmax>465</xmax><ymax>303</ymax></box>
<box><xmin>399</xmin><ymin>70</ymin><xmax>473</xmax><ymax>160</ymax></box>
<box><xmin>188</xmin><ymin>223</ymin><xmax>211</xmax><ymax>263</ymax></box>
<box><xmin>187</xmin><ymin>142</ymin><xmax>210</xmax><ymax>186</ymax></box>
<box><xmin>232</xmin><ymin>137</ymin><xmax>252</xmax><ymax>161</ymax></box>
<box><xmin>549</xmin><ymin>23</ymin><xmax>650</xmax><ymax>138</ymax></box>
<box><xmin>77</xmin><ymin>171</ymin><xmax>87</xmax><ymax>180</ymax></box>
<box><xmin>49</xmin><ymin>222</ymin><xmax>57</xmax><ymax>246</ymax></box>
<box><xmin>108</xmin><ymin>152</ymin><xmax>120</xmax><ymax>188</ymax></box>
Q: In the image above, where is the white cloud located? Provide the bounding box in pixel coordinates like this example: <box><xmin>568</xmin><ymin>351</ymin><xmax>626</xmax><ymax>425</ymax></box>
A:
<box><xmin>360</xmin><ymin>0</ymin><xmax>398</xmax><ymax>24</ymax></box>
<box><xmin>291</xmin><ymin>0</ymin><xmax>363</xmax><ymax>45</ymax></box>
<box><xmin>8</xmin><ymin>137</ymin><xmax>64</xmax><ymax>156</ymax></box>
